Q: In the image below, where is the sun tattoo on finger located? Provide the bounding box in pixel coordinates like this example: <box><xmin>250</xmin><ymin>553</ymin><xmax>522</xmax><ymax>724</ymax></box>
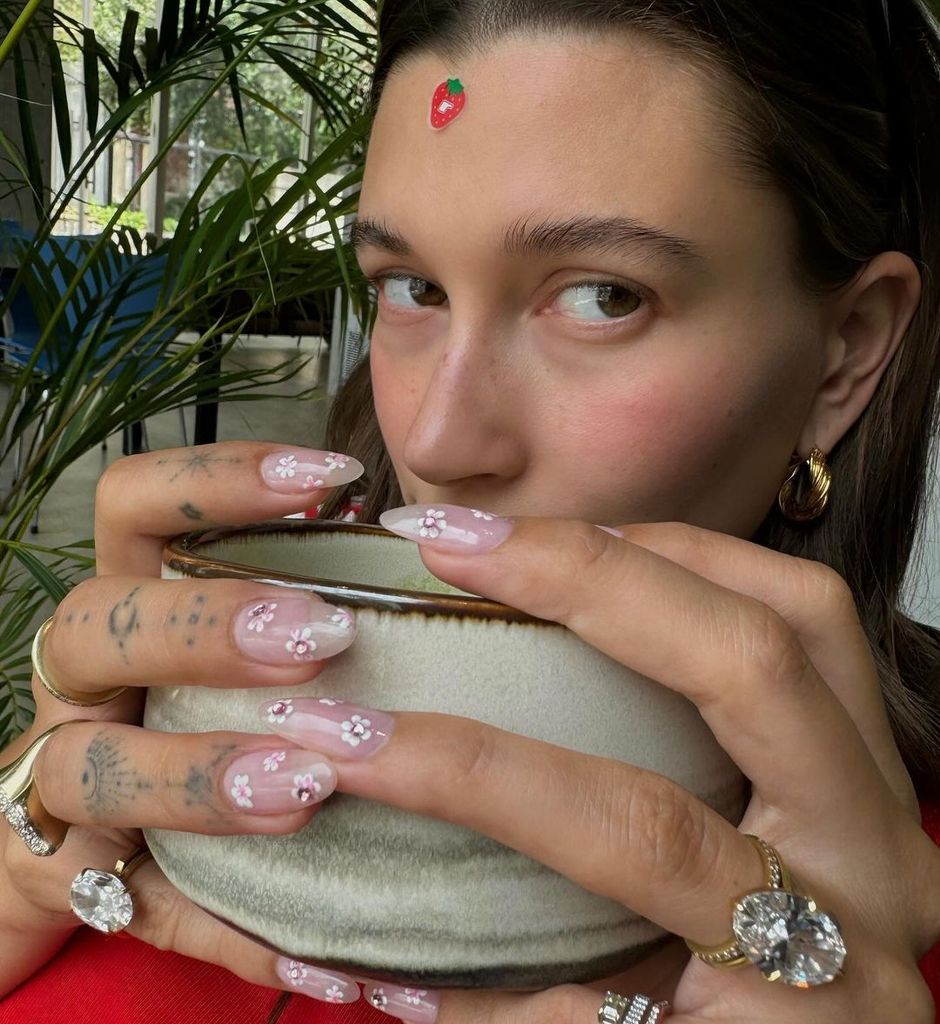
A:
<box><xmin>156</xmin><ymin>453</ymin><xmax>241</xmax><ymax>483</ymax></box>
<box><xmin>81</xmin><ymin>731</ymin><xmax>153</xmax><ymax>821</ymax></box>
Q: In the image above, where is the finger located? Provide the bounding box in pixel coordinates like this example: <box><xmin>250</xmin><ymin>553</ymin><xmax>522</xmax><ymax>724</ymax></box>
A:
<box><xmin>610</xmin><ymin>521</ymin><xmax>914</xmax><ymax>809</ymax></box>
<box><xmin>34</xmin><ymin>721</ymin><xmax>338</xmax><ymax>834</ymax></box>
<box><xmin>378</xmin><ymin>507</ymin><xmax>889</xmax><ymax>819</ymax></box>
<box><xmin>264</xmin><ymin>700</ymin><xmax>768</xmax><ymax>949</ymax></box>
<box><xmin>39</xmin><ymin>576</ymin><xmax>356</xmax><ymax>698</ymax></box>
<box><xmin>3</xmin><ymin>828</ymin><xmax>366</xmax><ymax>1006</ymax></box>
<box><xmin>95</xmin><ymin>441</ymin><xmax>364</xmax><ymax>576</ymax></box>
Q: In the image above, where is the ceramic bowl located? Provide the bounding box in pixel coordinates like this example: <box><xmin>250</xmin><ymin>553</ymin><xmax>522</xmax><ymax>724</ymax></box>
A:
<box><xmin>144</xmin><ymin>520</ymin><xmax>747</xmax><ymax>988</ymax></box>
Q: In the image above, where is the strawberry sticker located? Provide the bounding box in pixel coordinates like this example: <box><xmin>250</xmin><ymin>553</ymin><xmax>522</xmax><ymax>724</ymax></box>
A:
<box><xmin>429</xmin><ymin>78</ymin><xmax>466</xmax><ymax>130</ymax></box>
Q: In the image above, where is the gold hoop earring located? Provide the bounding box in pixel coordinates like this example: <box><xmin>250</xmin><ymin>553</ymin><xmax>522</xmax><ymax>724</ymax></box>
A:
<box><xmin>777</xmin><ymin>446</ymin><xmax>832</xmax><ymax>522</ymax></box>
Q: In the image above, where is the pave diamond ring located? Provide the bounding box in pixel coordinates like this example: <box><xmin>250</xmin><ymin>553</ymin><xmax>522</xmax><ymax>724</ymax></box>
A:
<box><xmin>0</xmin><ymin>721</ymin><xmax>79</xmax><ymax>856</ymax></box>
<box><xmin>597</xmin><ymin>991</ymin><xmax>672</xmax><ymax>1023</ymax></box>
<box><xmin>70</xmin><ymin>847</ymin><xmax>153</xmax><ymax>934</ymax></box>
<box><xmin>685</xmin><ymin>833</ymin><xmax>848</xmax><ymax>987</ymax></box>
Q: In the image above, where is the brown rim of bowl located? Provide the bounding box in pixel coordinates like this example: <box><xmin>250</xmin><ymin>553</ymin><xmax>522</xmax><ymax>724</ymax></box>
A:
<box><xmin>162</xmin><ymin>519</ymin><xmax>549</xmax><ymax>625</ymax></box>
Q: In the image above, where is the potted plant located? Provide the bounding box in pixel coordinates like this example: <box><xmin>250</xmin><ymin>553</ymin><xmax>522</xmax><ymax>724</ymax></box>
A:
<box><xmin>0</xmin><ymin>0</ymin><xmax>378</xmax><ymax>746</ymax></box>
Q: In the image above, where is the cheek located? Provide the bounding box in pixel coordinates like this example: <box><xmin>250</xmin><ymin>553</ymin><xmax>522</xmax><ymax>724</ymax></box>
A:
<box><xmin>370</xmin><ymin>343</ymin><xmax>417</xmax><ymax>459</ymax></box>
<box><xmin>546</xmin><ymin>344</ymin><xmax>808</xmax><ymax>519</ymax></box>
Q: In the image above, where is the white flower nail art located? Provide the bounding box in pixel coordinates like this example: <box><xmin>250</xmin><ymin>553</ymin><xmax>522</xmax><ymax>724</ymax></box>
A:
<box><xmin>318</xmin><ymin>697</ymin><xmax>344</xmax><ymax>705</ymax></box>
<box><xmin>267</xmin><ymin>699</ymin><xmax>294</xmax><ymax>724</ymax></box>
<box><xmin>370</xmin><ymin>988</ymin><xmax>388</xmax><ymax>1009</ymax></box>
<box><xmin>325</xmin><ymin>452</ymin><xmax>349</xmax><ymax>471</ymax></box>
<box><xmin>324</xmin><ymin>984</ymin><xmax>345</xmax><ymax>1002</ymax></box>
<box><xmin>275</xmin><ymin>455</ymin><xmax>298</xmax><ymax>479</ymax></box>
<box><xmin>286</xmin><ymin>626</ymin><xmax>317</xmax><ymax>660</ymax></box>
<box><xmin>341</xmin><ymin>714</ymin><xmax>372</xmax><ymax>747</ymax></box>
<box><xmin>329</xmin><ymin>609</ymin><xmax>354</xmax><ymax>630</ymax></box>
<box><xmin>291</xmin><ymin>772</ymin><xmax>322</xmax><ymax>803</ymax></box>
<box><xmin>403</xmin><ymin>988</ymin><xmax>429</xmax><ymax>1005</ymax></box>
<box><xmin>231</xmin><ymin>774</ymin><xmax>253</xmax><ymax>808</ymax></box>
<box><xmin>419</xmin><ymin>508</ymin><xmax>447</xmax><ymax>538</ymax></box>
<box><xmin>246</xmin><ymin>602</ymin><xmax>277</xmax><ymax>632</ymax></box>
<box><xmin>471</xmin><ymin>509</ymin><xmax>495</xmax><ymax>520</ymax></box>
<box><xmin>286</xmin><ymin>960</ymin><xmax>309</xmax><ymax>986</ymax></box>
<box><xmin>263</xmin><ymin>751</ymin><xmax>286</xmax><ymax>772</ymax></box>
<box><xmin>302</xmin><ymin>475</ymin><xmax>325</xmax><ymax>489</ymax></box>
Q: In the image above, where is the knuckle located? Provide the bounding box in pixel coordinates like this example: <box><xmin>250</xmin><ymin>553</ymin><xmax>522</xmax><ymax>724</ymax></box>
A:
<box><xmin>738</xmin><ymin>600</ymin><xmax>811</xmax><ymax>684</ymax></box>
<box><xmin>623</xmin><ymin>772</ymin><xmax>704</xmax><ymax>885</ymax></box>
<box><xmin>445</xmin><ymin>721</ymin><xmax>499</xmax><ymax>796</ymax></box>
<box><xmin>802</xmin><ymin>561</ymin><xmax>860</xmax><ymax>621</ymax></box>
<box><xmin>547</xmin><ymin>525</ymin><xmax>620</xmax><ymax>625</ymax></box>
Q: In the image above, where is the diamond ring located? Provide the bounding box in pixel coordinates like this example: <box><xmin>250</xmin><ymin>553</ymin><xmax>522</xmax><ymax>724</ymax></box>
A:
<box><xmin>0</xmin><ymin>721</ymin><xmax>78</xmax><ymax>856</ymax></box>
<box><xmin>685</xmin><ymin>833</ymin><xmax>847</xmax><ymax>987</ymax></box>
<box><xmin>70</xmin><ymin>847</ymin><xmax>153</xmax><ymax>934</ymax></box>
<box><xmin>597</xmin><ymin>991</ymin><xmax>672</xmax><ymax>1022</ymax></box>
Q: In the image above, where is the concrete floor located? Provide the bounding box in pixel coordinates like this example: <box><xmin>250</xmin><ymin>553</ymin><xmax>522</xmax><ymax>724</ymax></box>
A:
<box><xmin>22</xmin><ymin>336</ymin><xmax>330</xmax><ymax>550</ymax></box>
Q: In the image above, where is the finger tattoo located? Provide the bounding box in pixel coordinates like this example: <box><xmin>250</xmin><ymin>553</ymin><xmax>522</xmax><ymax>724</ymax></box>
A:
<box><xmin>81</xmin><ymin>731</ymin><xmax>153</xmax><ymax>821</ymax></box>
<box><xmin>108</xmin><ymin>586</ymin><xmax>142</xmax><ymax>663</ymax></box>
<box><xmin>156</xmin><ymin>453</ymin><xmax>241</xmax><ymax>483</ymax></box>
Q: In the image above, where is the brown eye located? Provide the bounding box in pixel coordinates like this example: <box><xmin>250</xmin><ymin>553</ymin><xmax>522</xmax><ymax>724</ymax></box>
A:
<box><xmin>383</xmin><ymin>276</ymin><xmax>447</xmax><ymax>308</ymax></box>
<box><xmin>557</xmin><ymin>283</ymin><xmax>643</xmax><ymax>321</ymax></box>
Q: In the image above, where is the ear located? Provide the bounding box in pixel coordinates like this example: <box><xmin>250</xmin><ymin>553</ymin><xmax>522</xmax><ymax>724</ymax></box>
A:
<box><xmin>796</xmin><ymin>250</ymin><xmax>922</xmax><ymax>456</ymax></box>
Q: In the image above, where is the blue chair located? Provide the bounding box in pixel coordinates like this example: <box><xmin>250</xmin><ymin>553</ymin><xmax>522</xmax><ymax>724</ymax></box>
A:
<box><xmin>0</xmin><ymin>223</ymin><xmax>189</xmax><ymax>530</ymax></box>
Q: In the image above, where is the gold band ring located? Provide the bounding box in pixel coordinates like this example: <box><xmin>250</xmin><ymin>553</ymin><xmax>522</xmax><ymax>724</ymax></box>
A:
<box><xmin>32</xmin><ymin>617</ymin><xmax>128</xmax><ymax>707</ymax></box>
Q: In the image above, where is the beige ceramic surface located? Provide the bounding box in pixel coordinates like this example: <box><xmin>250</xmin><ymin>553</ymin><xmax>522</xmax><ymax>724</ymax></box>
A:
<box><xmin>144</xmin><ymin>523</ymin><xmax>748</xmax><ymax>988</ymax></box>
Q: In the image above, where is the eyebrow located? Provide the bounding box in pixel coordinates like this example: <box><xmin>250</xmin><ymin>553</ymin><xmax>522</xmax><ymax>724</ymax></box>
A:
<box><xmin>349</xmin><ymin>213</ymin><xmax>706</xmax><ymax>272</ymax></box>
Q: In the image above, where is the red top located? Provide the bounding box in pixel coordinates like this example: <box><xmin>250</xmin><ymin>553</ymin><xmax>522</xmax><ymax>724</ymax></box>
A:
<box><xmin>1</xmin><ymin>799</ymin><xmax>938</xmax><ymax>1023</ymax></box>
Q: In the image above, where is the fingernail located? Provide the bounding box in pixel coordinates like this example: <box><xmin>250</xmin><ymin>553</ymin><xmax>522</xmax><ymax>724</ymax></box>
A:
<box><xmin>379</xmin><ymin>503</ymin><xmax>514</xmax><ymax>554</ymax></box>
<box><xmin>595</xmin><ymin>525</ymin><xmax>624</xmax><ymax>538</ymax></box>
<box><xmin>275</xmin><ymin>957</ymin><xmax>360</xmax><ymax>1003</ymax></box>
<box><xmin>258</xmin><ymin>697</ymin><xmax>394</xmax><ymax>761</ymax></box>
<box><xmin>234</xmin><ymin>598</ymin><xmax>356</xmax><ymax>664</ymax></box>
<box><xmin>364</xmin><ymin>982</ymin><xmax>440</xmax><ymax>1023</ymax></box>
<box><xmin>223</xmin><ymin>749</ymin><xmax>337</xmax><ymax>813</ymax></box>
<box><xmin>261</xmin><ymin>449</ymin><xmax>364</xmax><ymax>493</ymax></box>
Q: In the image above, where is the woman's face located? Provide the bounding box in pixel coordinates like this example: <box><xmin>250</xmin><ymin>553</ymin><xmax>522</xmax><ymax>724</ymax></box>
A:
<box><xmin>355</xmin><ymin>32</ymin><xmax>834</xmax><ymax>537</ymax></box>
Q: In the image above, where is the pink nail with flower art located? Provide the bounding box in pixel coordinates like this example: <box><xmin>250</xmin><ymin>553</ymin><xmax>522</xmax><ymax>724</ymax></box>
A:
<box><xmin>261</xmin><ymin>448</ymin><xmax>364</xmax><ymax>493</ymax></box>
<box><xmin>275</xmin><ymin>957</ymin><xmax>360</xmax><ymax>1003</ymax></box>
<box><xmin>378</xmin><ymin>503</ymin><xmax>514</xmax><ymax>554</ymax></box>
<box><xmin>258</xmin><ymin>696</ymin><xmax>394</xmax><ymax>761</ymax></box>
<box><xmin>234</xmin><ymin>597</ymin><xmax>356</xmax><ymax>665</ymax></box>
<box><xmin>222</xmin><ymin>748</ymin><xmax>337</xmax><ymax>814</ymax></box>
<box><xmin>364</xmin><ymin>982</ymin><xmax>441</xmax><ymax>1023</ymax></box>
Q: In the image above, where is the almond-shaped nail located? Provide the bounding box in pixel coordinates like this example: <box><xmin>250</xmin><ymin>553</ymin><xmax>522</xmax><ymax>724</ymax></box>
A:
<box><xmin>365</xmin><ymin>982</ymin><xmax>440</xmax><ymax>1023</ymax></box>
<box><xmin>379</xmin><ymin>503</ymin><xmax>514</xmax><ymax>553</ymax></box>
<box><xmin>234</xmin><ymin>598</ymin><xmax>356</xmax><ymax>664</ymax></box>
<box><xmin>275</xmin><ymin>957</ymin><xmax>360</xmax><ymax>1003</ymax></box>
<box><xmin>223</xmin><ymin>749</ymin><xmax>337</xmax><ymax>813</ymax></box>
<box><xmin>259</xmin><ymin>697</ymin><xmax>394</xmax><ymax>761</ymax></box>
<box><xmin>261</xmin><ymin>449</ymin><xmax>364</xmax><ymax>493</ymax></box>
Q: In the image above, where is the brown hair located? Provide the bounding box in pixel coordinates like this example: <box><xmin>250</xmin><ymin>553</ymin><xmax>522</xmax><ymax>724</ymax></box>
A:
<box><xmin>318</xmin><ymin>0</ymin><xmax>940</xmax><ymax>800</ymax></box>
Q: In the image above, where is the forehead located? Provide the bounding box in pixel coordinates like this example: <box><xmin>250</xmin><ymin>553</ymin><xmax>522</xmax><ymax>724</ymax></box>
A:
<box><xmin>362</xmin><ymin>32</ymin><xmax>759</xmax><ymax>244</ymax></box>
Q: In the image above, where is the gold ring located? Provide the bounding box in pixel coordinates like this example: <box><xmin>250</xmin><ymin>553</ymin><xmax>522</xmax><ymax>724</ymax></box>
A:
<box><xmin>684</xmin><ymin>834</ymin><xmax>847</xmax><ymax>987</ymax></box>
<box><xmin>32</xmin><ymin>617</ymin><xmax>128</xmax><ymax>707</ymax></box>
<box><xmin>0</xmin><ymin>721</ymin><xmax>87</xmax><ymax>855</ymax></box>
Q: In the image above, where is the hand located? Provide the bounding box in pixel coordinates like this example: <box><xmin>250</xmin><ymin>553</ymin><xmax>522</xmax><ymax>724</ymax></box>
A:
<box><xmin>0</xmin><ymin>442</ymin><xmax>370</xmax><ymax>995</ymax></box>
<box><xmin>257</xmin><ymin>507</ymin><xmax>940</xmax><ymax>1022</ymax></box>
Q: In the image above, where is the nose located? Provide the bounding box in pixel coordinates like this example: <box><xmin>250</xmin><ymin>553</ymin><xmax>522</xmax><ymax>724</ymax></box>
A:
<box><xmin>400</xmin><ymin>324</ymin><xmax>527</xmax><ymax>488</ymax></box>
